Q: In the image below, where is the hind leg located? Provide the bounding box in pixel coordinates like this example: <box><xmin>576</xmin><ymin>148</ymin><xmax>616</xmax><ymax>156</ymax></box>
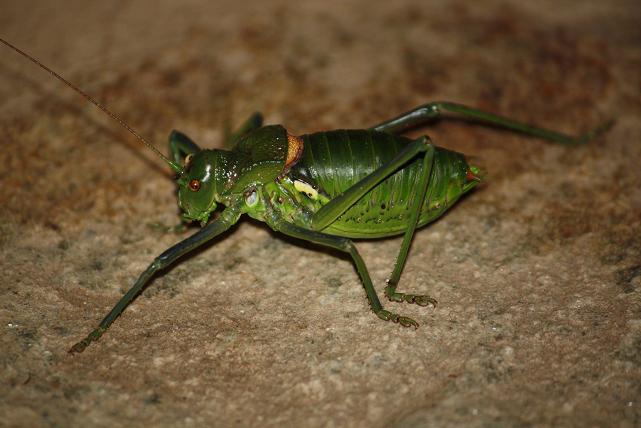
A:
<box><xmin>383</xmin><ymin>137</ymin><xmax>437</xmax><ymax>308</ymax></box>
<box><xmin>370</xmin><ymin>101</ymin><xmax>612</xmax><ymax>145</ymax></box>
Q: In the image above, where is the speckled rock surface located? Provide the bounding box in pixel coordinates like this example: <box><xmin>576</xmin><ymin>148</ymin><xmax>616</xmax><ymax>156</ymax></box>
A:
<box><xmin>1</xmin><ymin>1</ymin><xmax>640</xmax><ymax>427</ymax></box>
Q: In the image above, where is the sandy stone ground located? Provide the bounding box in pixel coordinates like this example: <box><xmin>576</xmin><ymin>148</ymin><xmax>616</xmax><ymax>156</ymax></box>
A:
<box><xmin>1</xmin><ymin>1</ymin><xmax>640</xmax><ymax>427</ymax></box>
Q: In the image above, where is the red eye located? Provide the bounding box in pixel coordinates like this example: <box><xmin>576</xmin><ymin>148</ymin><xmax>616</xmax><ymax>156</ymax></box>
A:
<box><xmin>188</xmin><ymin>179</ymin><xmax>201</xmax><ymax>192</ymax></box>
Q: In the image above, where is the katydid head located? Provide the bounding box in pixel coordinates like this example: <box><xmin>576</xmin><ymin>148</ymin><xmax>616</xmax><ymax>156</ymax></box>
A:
<box><xmin>173</xmin><ymin>126</ymin><xmax>290</xmax><ymax>225</ymax></box>
<box><xmin>175</xmin><ymin>150</ymin><xmax>226</xmax><ymax>225</ymax></box>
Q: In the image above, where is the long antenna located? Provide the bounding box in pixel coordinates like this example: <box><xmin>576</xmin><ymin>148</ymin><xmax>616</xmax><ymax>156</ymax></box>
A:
<box><xmin>0</xmin><ymin>37</ymin><xmax>184</xmax><ymax>174</ymax></box>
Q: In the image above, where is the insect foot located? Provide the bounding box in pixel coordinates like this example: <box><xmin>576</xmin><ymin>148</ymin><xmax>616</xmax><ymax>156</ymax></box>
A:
<box><xmin>376</xmin><ymin>309</ymin><xmax>419</xmax><ymax>329</ymax></box>
<box><xmin>384</xmin><ymin>284</ymin><xmax>438</xmax><ymax>308</ymax></box>
<box><xmin>68</xmin><ymin>327</ymin><xmax>105</xmax><ymax>354</ymax></box>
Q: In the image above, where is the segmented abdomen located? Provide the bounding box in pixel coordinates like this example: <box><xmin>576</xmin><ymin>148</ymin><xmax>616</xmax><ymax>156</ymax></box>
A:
<box><xmin>288</xmin><ymin>129</ymin><xmax>466</xmax><ymax>238</ymax></box>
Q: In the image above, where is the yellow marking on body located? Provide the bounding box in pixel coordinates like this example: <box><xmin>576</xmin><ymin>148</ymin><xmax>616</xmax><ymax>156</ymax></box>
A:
<box><xmin>286</xmin><ymin>134</ymin><xmax>304</xmax><ymax>169</ymax></box>
<box><xmin>294</xmin><ymin>180</ymin><xmax>318</xmax><ymax>200</ymax></box>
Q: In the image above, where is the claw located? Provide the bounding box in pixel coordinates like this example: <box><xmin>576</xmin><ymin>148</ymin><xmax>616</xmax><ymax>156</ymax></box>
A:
<box><xmin>68</xmin><ymin>327</ymin><xmax>105</xmax><ymax>354</ymax></box>
<box><xmin>413</xmin><ymin>295</ymin><xmax>438</xmax><ymax>307</ymax></box>
<box><xmin>375</xmin><ymin>309</ymin><xmax>419</xmax><ymax>329</ymax></box>
<box><xmin>399</xmin><ymin>317</ymin><xmax>419</xmax><ymax>328</ymax></box>
<box><xmin>69</xmin><ymin>340</ymin><xmax>89</xmax><ymax>354</ymax></box>
<box><xmin>385</xmin><ymin>285</ymin><xmax>437</xmax><ymax>308</ymax></box>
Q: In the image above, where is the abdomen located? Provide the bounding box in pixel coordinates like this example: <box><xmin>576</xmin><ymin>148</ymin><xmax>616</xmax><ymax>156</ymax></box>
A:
<box><xmin>288</xmin><ymin>129</ymin><xmax>467</xmax><ymax>238</ymax></box>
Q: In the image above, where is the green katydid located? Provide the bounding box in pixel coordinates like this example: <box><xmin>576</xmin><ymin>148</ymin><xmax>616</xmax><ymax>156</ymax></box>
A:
<box><xmin>1</xmin><ymin>37</ymin><xmax>613</xmax><ymax>354</ymax></box>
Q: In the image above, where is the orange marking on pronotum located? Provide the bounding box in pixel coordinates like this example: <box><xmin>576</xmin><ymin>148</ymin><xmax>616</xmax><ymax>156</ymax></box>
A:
<box><xmin>285</xmin><ymin>134</ymin><xmax>304</xmax><ymax>169</ymax></box>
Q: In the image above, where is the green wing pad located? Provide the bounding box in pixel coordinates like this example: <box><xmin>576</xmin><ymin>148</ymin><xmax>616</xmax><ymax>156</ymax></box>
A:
<box><xmin>228</xmin><ymin>125</ymin><xmax>289</xmax><ymax>192</ymax></box>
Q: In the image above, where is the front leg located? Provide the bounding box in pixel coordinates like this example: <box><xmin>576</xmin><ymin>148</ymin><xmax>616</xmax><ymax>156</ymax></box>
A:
<box><xmin>69</xmin><ymin>206</ymin><xmax>242</xmax><ymax>353</ymax></box>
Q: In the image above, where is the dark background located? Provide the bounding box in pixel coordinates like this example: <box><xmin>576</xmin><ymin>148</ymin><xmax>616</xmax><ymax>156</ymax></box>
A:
<box><xmin>1</xmin><ymin>1</ymin><xmax>639</xmax><ymax>426</ymax></box>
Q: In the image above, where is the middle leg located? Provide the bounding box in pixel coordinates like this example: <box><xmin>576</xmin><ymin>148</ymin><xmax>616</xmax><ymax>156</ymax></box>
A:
<box><xmin>270</xmin><ymin>219</ymin><xmax>419</xmax><ymax>328</ymax></box>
